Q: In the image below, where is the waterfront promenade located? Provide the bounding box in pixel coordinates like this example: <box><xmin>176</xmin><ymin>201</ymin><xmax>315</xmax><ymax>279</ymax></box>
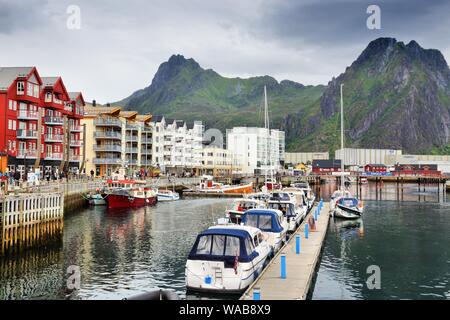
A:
<box><xmin>242</xmin><ymin>201</ymin><xmax>330</xmax><ymax>300</ymax></box>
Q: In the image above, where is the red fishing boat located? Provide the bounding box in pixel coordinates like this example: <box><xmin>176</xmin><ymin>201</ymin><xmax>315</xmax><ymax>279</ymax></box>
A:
<box><xmin>106</xmin><ymin>186</ymin><xmax>158</xmax><ymax>208</ymax></box>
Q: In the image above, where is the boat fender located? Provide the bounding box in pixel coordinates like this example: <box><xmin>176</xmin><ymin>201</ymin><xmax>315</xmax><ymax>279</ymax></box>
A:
<box><xmin>308</xmin><ymin>215</ymin><xmax>316</xmax><ymax>231</ymax></box>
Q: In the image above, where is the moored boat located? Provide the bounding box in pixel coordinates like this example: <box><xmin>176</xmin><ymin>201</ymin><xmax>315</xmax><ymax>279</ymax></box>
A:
<box><xmin>242</xmin><ymin>209</ymin><xmax>288</xmax><ymax>254</ymax></box>
<box><xmin>197</xmin><ymin>177</ymin><xmax>253</xmax><ymax>194</ymax></box>
<box><xmin>157</xmin><ymin>189</ymin><xmax>180</xmax><ymax>201</ymax></box>
<box><xmin>333</xmin><ymin>197</ymin><xmax>364</xmax><ymax>219</ymax></box>
<box><xmin>107</xmin><ymin>187</ymin><xmax>158</xmax><ymax>209</ymax></box>
<box><xmin>226</xmin><ymin>198</ymin><xmax>266</xmax><ymax>224</ymax></box>
<box><xmin>185</xmin><ymin>225</ymin><xmax>271</xmax><ymax>293</ymax></box>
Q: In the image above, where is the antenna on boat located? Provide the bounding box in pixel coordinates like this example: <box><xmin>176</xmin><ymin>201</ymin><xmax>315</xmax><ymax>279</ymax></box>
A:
<box><xmin>264</xmin><ymin>85</ymin><xmax>273</xmax><ymax>185</ymax></box>
<box><xmin>340</xmin><ymin>83</ymin><xmax>345</xmax><ymax>192</ymax></box>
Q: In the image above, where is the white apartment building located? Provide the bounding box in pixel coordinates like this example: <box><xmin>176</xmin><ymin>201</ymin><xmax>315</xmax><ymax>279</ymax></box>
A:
<box><xmin>151</xmin><ymin>116</ymin><xmax>204</xmax><ymax>174</ymax></box>
<box><xmin>226</xmin><ymin>127</ymin><xmax>285</xmax><ymax>175</ymax></box>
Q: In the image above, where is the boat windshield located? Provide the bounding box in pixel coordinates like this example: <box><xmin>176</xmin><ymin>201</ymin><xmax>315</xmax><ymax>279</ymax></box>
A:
<box><xmin>268</xmin><ymin>203</ymin><xmax>295</xmax><ymax>217</ymax></box>
<box><xmin>338</xmin><ymin>198</ymin><xmax>358</xmax><ymax>207</ymax></box>
<box><xmin>195</xmin><ymin>234</ymin><xmax>241</xmax><ymax>256</ymax></box>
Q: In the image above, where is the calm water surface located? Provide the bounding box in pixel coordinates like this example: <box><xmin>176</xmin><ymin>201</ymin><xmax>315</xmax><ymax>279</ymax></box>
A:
<box><xmin>1</xmin><ymin>183</ymin><xmax>449</xmax><ymax>300</ymax></box>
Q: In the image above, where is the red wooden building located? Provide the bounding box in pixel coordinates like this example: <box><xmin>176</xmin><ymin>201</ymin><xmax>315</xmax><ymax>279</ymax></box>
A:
<box><xmin>0</xmin><ymin>66</ymin><xmax>85</xmax><ymax>178</ymax></box>
<box><xmin>312</xmin><ymin>159</ymin><xmax>342</xmax><ymax>174</ymax></box>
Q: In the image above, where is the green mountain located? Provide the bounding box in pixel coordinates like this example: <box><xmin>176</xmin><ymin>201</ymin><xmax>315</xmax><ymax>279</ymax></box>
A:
<box><xmin>284</xmin><ymin>38</ymin><xmax>450</xmax><ymax>153</ymax></box>
<box><xmin>115</xmin><ymin>54</ymin><xmax>324</xmax><ymax>135</ymax></box>
<box><xmin>116</xmin><ymin>38</ymin><xmax>450</xmax><ymax>154</ymax></box>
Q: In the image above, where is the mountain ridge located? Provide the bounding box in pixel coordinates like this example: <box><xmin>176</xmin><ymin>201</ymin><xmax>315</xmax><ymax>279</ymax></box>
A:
<box><xmin>114</xmin><ymin>38</ymin><xmax>450</xmax><ymax>154</ymax></box>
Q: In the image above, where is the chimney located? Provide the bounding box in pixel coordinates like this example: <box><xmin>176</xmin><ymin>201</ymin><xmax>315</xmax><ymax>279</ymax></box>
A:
<box><xmin>92</xmin><ymin>99</ymin><xmax>96</xmax><ymax>107</ymax></box>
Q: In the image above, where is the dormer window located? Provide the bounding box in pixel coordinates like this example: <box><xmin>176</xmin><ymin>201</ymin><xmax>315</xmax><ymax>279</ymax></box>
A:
<box><xmin>17</xmin><ymin>81</ymin><xmax>25</xmax><ymax>95</ymax></box>
<box><xmin>45</xmin><ymin>92</ymin><xmax>52</xmax><ymax>102</ymax></box>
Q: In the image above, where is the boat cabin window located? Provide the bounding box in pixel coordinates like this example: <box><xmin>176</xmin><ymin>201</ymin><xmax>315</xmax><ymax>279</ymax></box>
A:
<box><xmin>224</xmin><ymin>236</ymin><xmax>240</xmax><ymax>256</ymax></box>
<box><xmin>258</xmin><ymin>232</ymin><xmax>265</xmax><ymax>244</ymax></box>
<box><xmin>253</xmin><ymin>235</ymin><xmax>259</xmax><ymax>247</ymax></box>
<box><xmin>259</xmin><ymin>215</ymin><xmax>273</xmax><ymax>231</ymax></box>
<box><xmin>245</xmin><ymin>215</ymin><xmax>259</xmax><ymax>229</ymax></box>
<box><xmin>196</xmin><ymin>235</ymin><xmax>213</xmax><ymax>255</ymax></box>
<box><xmin>245</xmin><ymin>237</ymin><xmax>254</xmax><ymax>256</ymax></box>
<box><xmin>211</xmin><ymin>235</ymin><xmax>226</xmax><ymax>255</ymax></box>
<box><xmin>195</xmin><ymin>234</ymin><xmax>241</xmax><ymax>256</ymax></box>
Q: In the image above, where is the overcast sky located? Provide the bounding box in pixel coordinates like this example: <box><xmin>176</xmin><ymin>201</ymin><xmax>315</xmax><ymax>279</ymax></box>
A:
<box><xmin>1</xmin><ymin>0</ymin><xmax>450</xmax><ymax>103</ymax></box>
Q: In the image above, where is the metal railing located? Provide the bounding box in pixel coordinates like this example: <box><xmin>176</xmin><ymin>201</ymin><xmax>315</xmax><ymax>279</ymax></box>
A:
<box><xmin>93</xmin><ymin>144</ymin><xmax>122</xmax><ymax>152</ymax></box>
<box><xmin>17</xmin><ymin>129</ymin><xmax>38</xmax><ymax>139</ymax></box>
<box><xmin>44</xmin><ymin>116</ymin><xmax>64</xmax><ymax>125</ymax></box>
<box><xmin>94</xmin><ymin>131</ymin><xmax>122</xmax><ymax>139</ymax></box>
<box><xmin>94</xmin><ymin>118</ymin><xmax>122</xmax><ymax>127</ymax></box>
<box><xmin>93</xmin><ymin>158</ymin><xmax>122</xmax><ymax>165</ymax></box>
<box><xmin>17</xmin><ymin>110</ymin><xmax>39</xmax><ymax>120</ymax></box>
<box><xmin>45</xmin><ymin>133</ymin><xmax>63</xmax><ymax>142</ymax></box>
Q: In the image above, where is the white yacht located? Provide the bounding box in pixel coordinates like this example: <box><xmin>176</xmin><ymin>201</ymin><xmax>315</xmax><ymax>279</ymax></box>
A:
<box><xmin>185</xmin><ymin>225</ymin><xmax>271</xmax><ymax>293</ymax></box>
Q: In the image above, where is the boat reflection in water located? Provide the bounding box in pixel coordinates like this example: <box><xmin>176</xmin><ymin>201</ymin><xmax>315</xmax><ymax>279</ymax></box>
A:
<box><xmin>332</xmin><ymin>218</ymin><xmax>365</xmax><ymax>240</ymax></box>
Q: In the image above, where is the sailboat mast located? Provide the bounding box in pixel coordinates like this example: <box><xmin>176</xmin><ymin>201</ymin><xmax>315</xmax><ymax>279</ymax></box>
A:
<box><xmin>340</xmin><ymin>83</ymin><xmax>345</xmax><ymax>191</ymax></box>
<box><xmin>264</xmin><ymin>85</ymin><xmax>272</xmax><ymax>182</ymax></box>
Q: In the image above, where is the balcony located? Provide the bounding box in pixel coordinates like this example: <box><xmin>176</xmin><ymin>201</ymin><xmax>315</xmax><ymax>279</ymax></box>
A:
<box><xmin>141</xmin><ymin>149</ymin><xmax>152</xmax><ymax>155</ymax></box>
<box><xmin>125</xmin><ymin>135</ymin><xmax>138</xmax><ymax>142</ymax></box>
<box><xmin>126</xmin><ymin>123</ymin><xmax>138</xmax><ymax>130</ymax></box>
<box><xmin>94</xmin><ymin>131</ymin><xmax>122</xmax><ymax>140</ymax></box>
<box><xmin>44</xmin><ymin>116</ymin><xmax>64</xmax><ymax>125</ymax></box>
<box><xmin>17</xmin><ymin>129</ymin><xmax>38</xmax><ymax>139</ymax></box>
<box><xmin>70</xmin><ymin>125</ymin><xmax>83</xmax><ymax>132</ymax></box>
<box><xmin>69</xmin><ymin>154</ymin><xmax>81</xmax><ymax>162</ymax></box>
<box><xmin>94</xmin><ymin>118</ymin><xmax>122</xmax><ymax>127</ymax></box>
<box><xmin>45</xmin><ymin>152</ymin><xmax>63</xmax><ymax>160</ymax></box>
<box><xmin>17</xmin><ymin>110</ymin><xmax>39</xmax><ymax>120</ymax></box>
<box><xmin>70</xmin><ymin>140</ymin><xmax>82</xmax><ymax>147</ymax></box>
<box><xmin>93</xmin><ymin>145</ymin><xmax>122</xmax><ymax>152</ymax></box>
<box><xmin>125</xmin><ymin>147</ymin><xmax>138</xmax><ymax>154</ymax></box>
<box><xmin>45</xmin><ymin>133</ymin><xmax>63</xmax><ymax>143</ymax></box>
<box><xmin>125</xmin><ymin>159</ymin><xmax>138</xmax><ymax>165</ymax></box>
<box><xmin>93</xmin><ymin>158</ymin><xmax>122</xmax><ymax>165</ymax></box>
<box><xmin>16</xmin><ymin>149</ymin><xmax>38</xmax><ymax>159</ymax></box>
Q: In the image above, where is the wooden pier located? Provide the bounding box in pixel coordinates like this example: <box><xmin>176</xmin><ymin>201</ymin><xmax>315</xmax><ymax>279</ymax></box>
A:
<box><xmin>241</xmin><ymin>201</ymin><xmax>330</xmax><ymax>300</ymax></box>
<box><xmin>0</xmin><ymin>193</ymin><xmax>64</xmax><ymax>255</ymax></box>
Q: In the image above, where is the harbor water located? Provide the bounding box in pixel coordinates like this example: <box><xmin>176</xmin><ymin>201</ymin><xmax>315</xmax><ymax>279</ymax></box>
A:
<box><xmin>0</xmin><ymin>182</ymin><xmax>449</xmax><ymax>300</ymax></box>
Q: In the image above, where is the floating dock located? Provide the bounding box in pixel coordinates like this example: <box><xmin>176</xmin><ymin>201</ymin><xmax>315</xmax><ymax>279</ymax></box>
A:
<box><xmin>182</xmin><ymin>191</ymin><xmax>245</xmax><ymax>198</ymax></box>
<box><xmin>241</xmin><ymin>201</ymin><xmax>330</xmax><ymax>300</ymax></box>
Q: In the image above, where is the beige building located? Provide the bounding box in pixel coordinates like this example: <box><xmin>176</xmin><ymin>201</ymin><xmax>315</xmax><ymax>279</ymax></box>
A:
<box><xmin>81</xmin><ymin>105</ymin><xmax>153</xmax><ymax>176</ymax></box>
<box><xmin>201</xmin><ymin>146</ymin><xmax>242</xmax><ymax>177</ymax></box>
<box><xmin>285</xmin><ymin>152</ymin><xmax>329</xmax><ymax>165</ymax></box>
<box><xmin>335</xmin><ymin>148</ymin><xmax>402</xmax><ymax>166</ymax></box>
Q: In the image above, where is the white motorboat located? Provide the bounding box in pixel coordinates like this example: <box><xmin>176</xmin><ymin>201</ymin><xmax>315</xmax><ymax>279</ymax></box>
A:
<box><xmin>290</xmin><ymin>182</ymin><xmax>316</xmax><ymax>210</ymax></box>
<box><xmin>333</xmin><ymin>197</ymin><xmax>364</xmax><ymax>219</ymax></box>
<box><xmin>242</xmin><ymin>208</ymin><xmax>288</xmax><ymax>254</ymax></box>
<box><xmin>185</xmin><ymin>225</ymin><xmax>271</xmax><ymax>293</ymax></box>
<box><xmin>226</xmin><ymin>198</ymin><xmax>266</xmax><ymax>224</ymax></box>
<box><xmin>282</xmin><ymin>187</ymin><xmax>309</xmax><ymax>219</ymax></box>
<box><xmin>157</xmin><ymin>189</ymin><xmax>180</xmax><ymax>201</ymax></box>
<box><xmin>267</xmin><ymin>192</ymin><xmax>305</xmax><ymax>232</ymax></box>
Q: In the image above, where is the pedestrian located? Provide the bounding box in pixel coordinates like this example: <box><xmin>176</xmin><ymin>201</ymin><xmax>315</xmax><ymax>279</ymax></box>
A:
<box><xmin>90</xmin><ymin>169</ymin><xmax>94</xmax><ymax>180</ymax></box>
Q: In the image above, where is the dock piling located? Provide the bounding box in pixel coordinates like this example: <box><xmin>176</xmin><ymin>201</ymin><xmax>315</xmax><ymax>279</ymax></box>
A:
<box><xmin>305</xmin><ymin>223</ymin><xmax>309</xmax><ymax>239</ymax></box>
<box><xmin>253</xmin><ymin>288</ymin><xmax>261</xmax><ymax>300</ymax></box>
<box><xmin>280</xmin><ymin>254</ymin><xmax>286</xmax><ymax>279</ymax></box>
<box><xmin>295</xmin><ymin>235</ymin><xmax>300</xmax><ymax>254</ymax></box>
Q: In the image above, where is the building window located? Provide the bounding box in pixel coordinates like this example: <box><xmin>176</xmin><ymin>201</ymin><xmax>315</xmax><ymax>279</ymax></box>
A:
<box><xmin>17</xmin><ymin>81</ymin><xmax>25</xmax><ymax>95</ymax></box>
<box><xmin>8</xmin><ymin>120</ymin><xmax>16</xmax><ymax>130</ymax></box>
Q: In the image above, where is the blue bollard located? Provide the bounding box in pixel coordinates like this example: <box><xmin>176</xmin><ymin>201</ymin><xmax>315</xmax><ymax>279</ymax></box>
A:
<box><xmin>280</xmin><ymin>254</ymin><xmax>286</xmax><ymax>279</ymax></box>
<box><xmin>253</xmin><ymin>287</ymin><xmax>261</xmax><ymax>300</ymax></box>
<box><xmin>296</xmin><ymin>235</ymin><xmax>300</xmax><ymax>254</ymax></box>
<box><xmin>305</xmin><ymin>223</ymin><xmax>309</xmax><ymax>239</ymax></box>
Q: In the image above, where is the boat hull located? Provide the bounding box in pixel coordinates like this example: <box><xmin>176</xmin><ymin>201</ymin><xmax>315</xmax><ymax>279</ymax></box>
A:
<box><xmin>157</xmin><ymin>193</ymin><xmax>180</xmax><ymax>201</ymax></box>
<box><xmin>107</xmin><ymin>194</ymin><xmax>157</xmax><ymax>208</ymax></box>
<box><xmin>332</xmin><ymin>205</ymin><xmax>362</xmax><ymax>219</ymax></box>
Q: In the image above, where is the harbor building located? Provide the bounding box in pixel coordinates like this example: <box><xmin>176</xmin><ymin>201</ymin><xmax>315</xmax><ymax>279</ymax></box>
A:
<box><xmin>385</xmin><ymin>154</ymin><xmax>450</xmax><ymax>175</ymax></box>
<box><xmin>285</xmin><ymin>152</ymin><xmax>329</xmax><ymax>165</ymax></box>
<box><xmin>151</xmin><ymin>116</ymin><xmax>204</xmax><ymax>175</ymax></box>
<box><xmin>82</xmin><ymin>104</ymin><xmax>153</xmax><ymax>177</ymax></box>
<box><xmin>200</xmin><ymin>145</ymin><xmax>242</xmax><ymax>177</ymax></box>
<box><xmin>0</xmin><ymin>66</ymin><xmax>85</xmax><ymax>178</ymax></box>
<box><xmin>226</xmin><ymin>127</ymin><xmax>285</xmax><ymax>175</ymax></box>
<box><xmin>335</xmin><ymin>148</ymin><xmax>402</xmax><ymax>167</ymax></box>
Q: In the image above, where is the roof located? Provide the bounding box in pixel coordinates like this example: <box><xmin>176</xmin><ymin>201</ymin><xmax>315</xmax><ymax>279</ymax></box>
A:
<box><xmin>0</xmin><ymin>67</ymin><xmax>34</xmax><ymax>90</ymax></box>
<box><xmin>41</xmin><ymin>76</ymin><xmax>59</xmax><ymax>87</ymax></box>
<box><xmin>68</xmin><ymin>92</ymin><xmax>81</xmax><ymax>100</ymax></box>
<box><xmin>84</xmin><ymin>104</ymin><xmax>122</xmax><ymax>116</ymax></box>
<box><xmin>200</xmin><ymin>227</ymin><xmax>251</xmax><ymax>239</ymax></box>
<box><xmin>136</xmin><ymin>114</ymin><xmax>152</xmax><ymax>122</ymax></box>
<box><xmin>175</xmin><ymin>120</ymin><xmax>185</xmax><ymax>128</ymax></box>
<box><xmin>244</xmin><ymin>208</ymin><xmax>283</xmax><ymax>217</ymax></box>
<box><xmin>119</xmin><ymin>110</ymin><xmax>138</xmax><ymax>119</ymax></box>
